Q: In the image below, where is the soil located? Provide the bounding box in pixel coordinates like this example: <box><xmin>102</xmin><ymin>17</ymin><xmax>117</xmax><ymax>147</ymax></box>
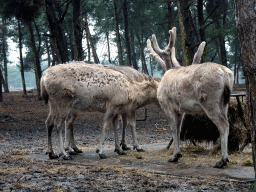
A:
<box><xmin>0</xmin><ymin>91</ymin><xmax>253</xmax><ymax>191</ymax></box>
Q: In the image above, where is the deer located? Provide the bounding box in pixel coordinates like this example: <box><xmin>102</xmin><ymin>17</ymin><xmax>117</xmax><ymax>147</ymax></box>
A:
<box><xmin>63</xmin><ymin>63</ymin><xmax>161</xmax><ymax>156</ymax></box>
<box><xmin>63</xmin><ymin>28</ymin><xmax>205</xmax><ymax>157</ymax></box>
<box><xmin>41</xmin><ymin>62</ymin><xmax>160</xmax><ymax>160</ymax></box>
<box><xmin>147</xmin><ymin>28</ymin><xmax>234</xmax><ymax>168</ymax></box>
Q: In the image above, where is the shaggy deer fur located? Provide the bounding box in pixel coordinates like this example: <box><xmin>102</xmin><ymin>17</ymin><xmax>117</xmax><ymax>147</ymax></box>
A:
<box><xmin>147</xmin><ymin>28</ymin><xmax>234</xmax><ymax>168</ymax></box>
<box><xmin>64</xmin><ymin>63</ymin><xmax>161</xmax><ymax>155</ymax></box>
<box><xmin>41</xmin><ymin>62</ymin><xmax>159</xmax><ymax>159</ymax></box>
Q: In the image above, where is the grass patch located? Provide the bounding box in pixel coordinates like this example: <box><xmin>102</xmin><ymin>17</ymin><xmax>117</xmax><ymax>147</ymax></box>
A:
<box><xmin>242</xmin><ymin>159</ymin><xmax>253</xmax><ymax>166</ymax></box>
<box><xmin>11</xmin><ymin>150</ymin><xmax>30</xmax><ymax>156</ymax></box>
<box><xmin>0</xmin><ymin>168</ymin><xmax>28</xmax><ymax>175</ymax></box>
<box><xmin>120</xmin><ymin>144</ymin><xmax>252</xmax><ymax>167</ymax></box>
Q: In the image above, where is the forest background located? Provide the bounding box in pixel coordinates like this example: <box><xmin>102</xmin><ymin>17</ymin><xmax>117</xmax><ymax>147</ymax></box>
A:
<box><xmin>0</xmin><ymin>0</ymin><xmax>245</xmax><ymax>98</ymax></box>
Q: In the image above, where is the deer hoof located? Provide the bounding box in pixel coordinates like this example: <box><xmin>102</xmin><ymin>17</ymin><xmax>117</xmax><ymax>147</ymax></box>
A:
<box><xmin>121</xmin><ymin>144</ymin><xmax>131</xmax><ymax>151</ymax></box>
<box><xmin>99</xmin><ymin>153</ymin><xmax>108</xmax><ymax>159</ymax></box>
<box><xmin>63</xmin><ymin>155</ymin><xmax>74</xmax><ymax>160</ymax></box>
<box><xmin>136</xmin><ymin>148</ymin><xmax>146</xmax><ymax>152</ymax></box>
<box><xmin>168</xmin><ymin>153</ymin><xmax>182</xmax><ymax>163</ymax></box>
<box><xmin>214</xmin><ymin>157</ymin><xmax>229</xmax><ymax>168</ymax></box>
<box><xmin>46</xmin><ymin>152</ymin><xmax>59</xmax><ymax>159</ymax></box>
<box><xmin>73</xmin><ymin>147</ymin><xmax>83</xmax><ymax>153</ymax></box>
<box><xmin>114</xmin><ymin>149</ymin><xmax>127</xmax><ymax>155</ymax></box>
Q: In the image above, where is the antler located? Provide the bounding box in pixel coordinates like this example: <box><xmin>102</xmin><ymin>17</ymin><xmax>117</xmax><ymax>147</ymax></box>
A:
<box><xmin>192</xmin><ymin>41</ymin><xmax>206</xmax><ymax>64</ymax></box>
<box><xmin>147</xmin><ymin>27</ymin><xmax>178</xmax><ymax>71</ymax></box>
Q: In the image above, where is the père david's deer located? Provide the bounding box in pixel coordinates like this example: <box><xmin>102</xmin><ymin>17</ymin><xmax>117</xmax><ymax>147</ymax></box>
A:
<box><xmin>64</xmin><ymin>28</ymin><xmax>204</xmax><ymax>156</ymax></box>
<box><xmin>147</xmin><ymin>28</ymin><xmax>234</xmax><ymax>168</ymax></box>
<box><xmin>63</xmin><ymin>63</ymin><xmax>161</xmax><ymax>155</ymax></box>
<box><xmin>41</xmin><ymin>62</ymin><xmax>159</xmax><ymax>160</ymax></box>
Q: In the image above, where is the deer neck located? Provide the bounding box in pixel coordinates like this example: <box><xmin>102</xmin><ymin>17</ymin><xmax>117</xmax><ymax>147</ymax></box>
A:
<box><xmin>129</xmin><ymin>79</ymin><xmax>159</xmax><ymax>108</ymax></box>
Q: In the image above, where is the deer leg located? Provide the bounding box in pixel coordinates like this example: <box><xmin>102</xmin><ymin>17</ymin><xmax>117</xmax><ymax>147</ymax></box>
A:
<box><xmin>96</xmin><ymin>110</ymin><xmax>115</xmax><ymax>159</ymax></box>
<box><xmin>65</xmin><ymin>113</ymin><xmax>82</xmax><ymax>154</ymax></box>
<box><xmin>167</xmin><ymin>112</ymin><xmax>184</xmax><ymax>162</ymax></box>
<box><xmin>113</xmin><ymin>115</ymin><xmax>126</xmax><ymax>155</ymax></box>
<box><xmin>167</xmin><ymin>137</ymin><xmax>173</xmax><ymax>150</ymax></box>
<box><xmin>45</xmin><ymin>113</ymin><xmax>58</xmax><ymax>159</ymax></box>
<box><xmin>120</xmin><ymin>113</ymin><xmax>131</xmax><ymax>150</ymax></box>
<box><xmin>202</xmin><ymin>104</ymin><xmax>229</xmax><ymax>168</ymax></box>
<box><xmin>128</xmin><ymin>111</ymin><xmax>145</xmax><ymax>152</ymax></box>
<box><xmin>56</xmin><ymin>118</ymin><xmax>73</xmax><ymax>160</ymax></box>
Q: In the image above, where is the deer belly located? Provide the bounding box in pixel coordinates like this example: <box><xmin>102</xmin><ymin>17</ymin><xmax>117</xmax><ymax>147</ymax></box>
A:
<box><xmin>180</xmin><ymin>100</ymin><xmax>204</xmax><ymax>114</ymax></box>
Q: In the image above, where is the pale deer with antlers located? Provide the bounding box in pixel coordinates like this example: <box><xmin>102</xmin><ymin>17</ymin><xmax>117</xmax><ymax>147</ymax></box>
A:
<box><xmin>147</xmin><ymin>28</ymin><xmax>234</xmax><ymax>168</ymax></box>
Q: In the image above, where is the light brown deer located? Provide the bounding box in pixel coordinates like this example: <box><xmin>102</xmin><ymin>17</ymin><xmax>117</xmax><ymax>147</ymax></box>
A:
<box><xmin>41</xmin><ymin>62</ymin><xmax>159</xmax><ymax>160</ymax></box>
<box><xmin>63</xmin><ymin>63</ymin><xmax>161</xmax><ymax>155</ymax></box>
<box><xmin>147</xmin><ymin>28</ymin><xmax>234</xmax><ymax>168</ymax></box>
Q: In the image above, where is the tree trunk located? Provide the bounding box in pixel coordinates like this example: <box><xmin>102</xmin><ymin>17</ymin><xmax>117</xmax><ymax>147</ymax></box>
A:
<box><xmin>73</xmin><ymin>0</ymin><xmax>83</xmax><ymax>61</ymax></box>
<box><xmin>84</xmin><ymin>14</ymin><xmax>99</xmax><ymax>63</ymax></box>
<box><xmin>18</xmin><ymin>19</ymin><xmax>27</xmax><ymax>96</ymax></box>
<box><xmin>206</xmin><ymin>0</ymin><xmax>227</xmax><ymax>66</ymax></box>
<box><xmin>233</xmin><ymin>0</ymin><xmax>256</xmax><ymax>179</ymax></box>
<box><xmin>27</xmin><ymin>21</ymin><xmax>42</xmax><ymax>97</ymax></box>
<box><xmin>69</xmin><ymin>28</ymin><xmax>74</xmax><ymax>61</ymax></box>
<box><xmin>197</xmin><ymin>0</ymin><xmax>206</xmax><ymax>63</ymax></box>
<box><xmin>167</xmin><ymin>0</ymin><xmax>173</xmax><ymax>31</ymax></box>
<box><xmin>136</xmin><ymin>33</ymin><xmax>149</xmax><ymax>75</ymax></box>
<box><xmin>2</xmin><ymin>18</ymin><xmax>9</xmax><ymax>93</ymax></box>
<box><xmin>130</xmin><ymin>32</ymin><xmax>138</xmax><ymax>70</ymax></box>
<box><xmin>86</xmin><ymin>35</ymin><xmax>91</xmax><ymax>63</ymax></box>
<box><xmin>123</xmin><ymin>0</ymin><xmax>132</xmax><ymax>66</ymax></box>
<box><xmin>177</xmin><ymin>0</ymin><xmax>200</xmax><ymax>66</ymax></box>
<box><xmin>45</xmin><ymin>36</ymin><xmax>51</xmax><ymax>68</ymax></box>
<box><xmin>112</xmin><ymin>0</ymin><xmax>123</xmax><ymax>65</ymax></box>
<box><xmin>106</xmin><ymin>32</ymin><xmax>112</xmax><ymax>64</ymax></box>
<box><xmin>44</xmin><ymin>0</ymin><xmax>69</xmax><ymax>64</ymax></box>
<box><xmin>233</xmin><ymin>38</ymin><xmax>239</xmax><ymax>84</ymax></box>
<box><xmin>0</xmin><ymin>69</ymin><xmax>2</xmax><ymax>102</ymax></box>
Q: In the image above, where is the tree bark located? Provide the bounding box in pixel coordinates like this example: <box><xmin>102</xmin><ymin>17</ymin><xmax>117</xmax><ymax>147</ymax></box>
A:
<box><xmin>73</xmin><ymin>0</ymin><xmax>83</xmax><ymax>61</ymax></box>
<box><xmin>44</xmin><ymin>0</ymin><xmax>69</xmax><ymax>64</ymax></box>
<box><xmin>167</xmin><ymin>0</ymin><xmax>174</xmax><ymax>31</ymax></box>
<box><xmin>0</xmin><ymin>69</ymin><xmax>2</xmax><ymax>102</ymax></box>
<box><xmin>123</xmin><ymin>0</ymin><xmax>132</xmax><ymax>66</ymax></box>
<box><xmin>18</xmin><ymin>19</ymin><xmax>27</xmax><ymax>96</ymax></box>
<box><xmin>197</xmin><ymin>0</ymin><xmax>206</xmax><ymax>63</ymax></box>
<box><xmin>2</xmin><ymin>18</ymin><xmax>9</xmax><ymax>93</ymax></box>
<box><xmin>84</xmin><ymin>13</ymin><xmax>99</xmax><ymax>63</ymax></box>
<box><xmin>177</xmin><ymin>0</ymin><xmax>200</xmax><ymax>66</ymax></box>
<box><xmin>130</xmin><ymin>32</ymin><xmax>138</xmax><ymax>70</ymax></box>
<box><xmin>136</xmin><ymin>33</ymin><xmax>149</xmax><ymax>75</ymax></box>
<box><xmin>68</xmin><ymin>27</ymin><xmax>74</xmax><ymax>61</ymax></box>
<box><xmin>27</xmin><ymin>21</ymin><xmax>42</xmax><ymax>97</ymax></box>
<box><xmin>50</xmin><ymin>38</ymin><xmax>56</xmax><ymax>66</ymax></box>
<box><xmin>233</xmin><ymin>0</ymin><xmax>256</xmax><ymax>179</ymax></box>
<box><xmin>112</xmin><ymin>0</ymin><xmax>123</xmax><ymax>65</ymax></box>
<box><xmin>86</xmin><ymin>35</ymin><xmax>91</xmax><ymax>63</ymax></box>
<box><xmin>45</xmin><ymin>36</ymin><xmax>51</xmax><ymax>68</ymax></box>
<box><xmin>206</xmin><ymin>0</ymin><xmax>227</xmax><ymax>66</ymax></box>
<box><xmin>106</xmin><ymin>32</ymin><xmax>112</xmax><ymax>64</ymax></box>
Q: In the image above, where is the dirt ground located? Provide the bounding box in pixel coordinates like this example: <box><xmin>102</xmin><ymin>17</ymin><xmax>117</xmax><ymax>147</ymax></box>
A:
<box><xmin>0</xmin><ymin>91</ymin><xmax>253</xmax><ymax>191</ymax></box>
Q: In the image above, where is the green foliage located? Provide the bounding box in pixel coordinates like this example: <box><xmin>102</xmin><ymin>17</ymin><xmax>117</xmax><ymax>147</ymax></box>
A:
<box><xmin>0</xmin><ymin>0</ymin><xmax>244</xmax><ymax>90</ymax></box>
<box><xmin>0</xmin><ymin>0</ymin><xmax>44</xmax><ymax>22</ymax></box>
